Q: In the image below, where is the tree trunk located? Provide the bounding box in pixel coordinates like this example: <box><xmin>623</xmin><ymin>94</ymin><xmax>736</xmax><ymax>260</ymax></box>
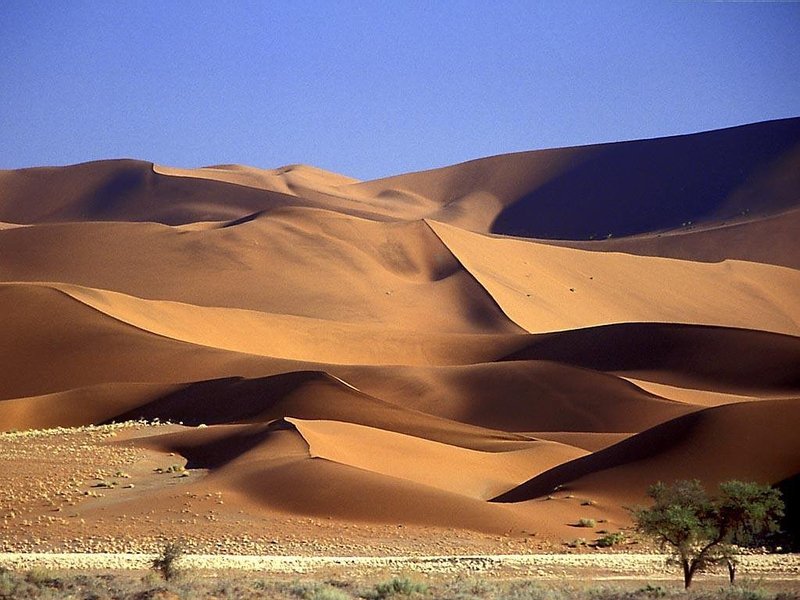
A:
<box><xmin>727</xmin><ymin>559</ymin><xmax>736</xmax><ymax>584</ymax></box>
<box><xmin>682</xmin><ymin>559</ymin><xmax>694</xmax><ymax>589</ymax></box>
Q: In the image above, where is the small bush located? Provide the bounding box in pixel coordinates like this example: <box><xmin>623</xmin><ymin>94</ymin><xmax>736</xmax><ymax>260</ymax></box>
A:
<box><xmin>371</xmin><ymin>576</ymin><xmax>428</xmax><ymax>599</ymax></box>
<box><xmin>151</xmin><ymin>540</ymin><xmax>186</xmax><ymax>581</ymax></box>
<box><xmin>154</xmin><ymin>464</ymin><xmax>185</xmax><ymax>474</ymax></box>
<box><xmin>24</xmin><ymin>567</ymin><xmax>58</xmax><ymax>588</ymax></box>
<box><xmin>595</xmin><ymin>532</ymin><xmax>625</xmax><ymax>548</ymax></box>
<box><xmin>291</xmin><ymin>581</ymin><xmax>352</xmax><ymax>600</ymax></box>
<box><xmin>637</xmin><ymin>583</ymin><xmax>667</xmax><ymax>598</ymax></box>
<box><xmin>310</xmin><ymin>586</ymin><xmax>352</xmax><ymax>600</ymax></box>
<box><xmin>0</xmin><ymin>568</ymin><xmax>17</xmax><ymax>597</ymax></box>
<box><xmin>577</xmin><ymin>518</ymin><xmax>596</xmax><ymax>528</ymax></box>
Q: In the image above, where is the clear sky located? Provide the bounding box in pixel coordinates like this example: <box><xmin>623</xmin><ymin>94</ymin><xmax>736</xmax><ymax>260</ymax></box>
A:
<box><xmin>1</xmin><ymin>1</ymin><xmax>799</xmax><ymax>180</ymax></box>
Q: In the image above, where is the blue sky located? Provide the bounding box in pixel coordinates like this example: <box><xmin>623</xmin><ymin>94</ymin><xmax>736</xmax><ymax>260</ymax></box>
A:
<box><xmin>1</xmin><ymin>1</ymin><xmax>799</xmax><ymax>180</ymax></box>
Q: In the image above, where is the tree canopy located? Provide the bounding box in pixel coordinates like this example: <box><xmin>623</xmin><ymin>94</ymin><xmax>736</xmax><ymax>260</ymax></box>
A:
<box><xmin>631</xmin><ymin>479</ymin><xmax>784</xmax><ymax>588</ymax></box>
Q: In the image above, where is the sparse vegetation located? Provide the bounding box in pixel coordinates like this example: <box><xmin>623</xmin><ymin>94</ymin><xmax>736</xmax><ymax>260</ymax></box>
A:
<box><xmin>369</xmin><ymin>576</ymin><xmax>428</xmax><ymax>599</ymax></box>
<box><xmin>631</xmin><ymin>480</ymin><xmax>784</xmax><ymax>589</ymax></box>
<box><xmin>578</xmin><ymin>518</ymin><xmax>597</xmax><ymax>528</ymax></box>
<box><xmin>0</xmin><ymin>569</ymin><xmax>796</xmax><ymax>600</ymax></box>
<box><xmin>151</xmin><ymin>540</ymin><xmax>186</xmax><ymax>581</ymax></box>
<box><xmin>154</xmin><ymin>463</ymin><xmax>185</xmax><ymax>474</ymax></box>
<box><xmin>290</xmin><ymin>581</ymin><xmax>352</xmax><ymax>600</ymax></box>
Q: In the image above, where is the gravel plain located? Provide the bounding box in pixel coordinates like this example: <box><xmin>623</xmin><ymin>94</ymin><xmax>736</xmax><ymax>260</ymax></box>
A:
<box><xmin>1</xmin><ymin>552</ymin><xmax>799</xmax><ymax>579</ymax></box>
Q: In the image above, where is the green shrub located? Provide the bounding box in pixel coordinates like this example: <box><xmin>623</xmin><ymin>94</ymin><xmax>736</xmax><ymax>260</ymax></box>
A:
<box><xmin>577</xmin><ymin>518</ymin><xmax>596</xmax><ymax>528</ymax></box>
<box><xmin>637</xmin><ymin>583</ymin><xmax>667</xmax><ymax>598</ymax></box>
<box><xmin>291</xmin><ymin>581</ymin><xmax>352</xmax><ymax>600</ymax></box>
<box><xmin>595</xmin><ymin>532</ymin><xmax>625</xmax><ymax>548</ymax></box>
<box><xmin>24</xmin><ymin>567</ymin><xmax>58</xmax><ymax>587</ymax></box>
<box><xmin>0</xmin><ymin>568</ymin><xmax>16</xmax><ymax>597</ymax></box>
<box><xmin>371</xmin><ymin>576</ymin><xmax>428</xmax><ymax>599</ymax></box>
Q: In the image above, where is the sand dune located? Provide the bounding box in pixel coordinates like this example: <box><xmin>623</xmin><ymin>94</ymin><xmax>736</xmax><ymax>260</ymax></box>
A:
<box><xmin>504</xmin><ymin>322</ymin><xmax>800</xmax><ymax>394</ymax></box>
<box><xmin>337</xmin><ymin>361</ymin><xmax>692</xmax><ymax>433</ymax></box>
<box><xmin>493</xmin><ymin>399</ymin><xmax>800</xmax><ymax>505</ymax></box>
<box><xmin>555</xmin><ymin>207</ymin><xmax>800</xmax><ymax>270</ymax></box>
<box><xmin>1</xmin><ymin>118</ymin><xmax>798</xmax><ymax>546</ymax></box>
<box><xmin>429</xmin><ymin>220</ymin><xmax>800</xmax><ymax>336</ymax></box>
<box><xmin>355</xmin><ymin>117</ymin><xmax>800</xmax><ymax>238</ymax></box>
<box><xmin>109</xmin><ymin>371</ymin><xmax>539</xmax><ymax>452</ymax></box>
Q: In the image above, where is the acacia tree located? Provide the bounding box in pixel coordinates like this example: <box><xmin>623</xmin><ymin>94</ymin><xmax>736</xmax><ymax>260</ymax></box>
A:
<box><xmin>631</xmin><ymin>479</ymin><xmax>783</xmax><ymax>588</ymax></box>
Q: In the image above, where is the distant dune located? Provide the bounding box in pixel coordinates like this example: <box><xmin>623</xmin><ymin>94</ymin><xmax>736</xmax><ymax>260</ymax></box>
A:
<box><xmin>1</xmin><ymin>117</ymin><xmax>798</xmax><ymax>547</ymax></box>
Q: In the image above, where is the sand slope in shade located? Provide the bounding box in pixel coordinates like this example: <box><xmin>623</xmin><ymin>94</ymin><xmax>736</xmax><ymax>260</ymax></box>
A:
<box><xmin>354</xmin><ymin>117</ymin><xmax>800</xmax><ymax>238</ymax></box>
<box><xmin>1</xmin><ymin>117</ymin><xmax>799</xmax><ymax>543</ymax></box>
<box><xmin>336</xmin><ymin>361</ymin><xmax>693</xmax><ymax>433</ymax></box>
<box><xmin>493</xmin><ymin>399</ymin><xmax>800</xmax><ymax>505</ymax></box>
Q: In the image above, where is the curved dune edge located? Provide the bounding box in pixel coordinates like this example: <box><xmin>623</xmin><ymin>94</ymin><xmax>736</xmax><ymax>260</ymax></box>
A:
<box><xmin>338</xmin><ymin>360</ymin><xmax>694</xmax><ymax>434</ymax></box>
<box><xmin>107</xmin><ymin>370</ymin><xmax>541</xmax><ymax>452</ymax></box>
<box><xmin>285</xmin><ymin>417</ymin><xmax>587</xmax><ymax>500</ymax></box>
<box><xmin>0</xmin><ymin>382</ymin><xmax>180</xmax><ymax>431</ymax></box>
<box><xmin>152</xmin><ymin>162</ymin><xmax>441</xmax><ymax>223</ymax></box>
<box><xmin>621</xmin><ymin>377</ymin><xmax>789</xmax><ymax>407</ymax></box>
<box><xmin>130</xmin><ymin>422</ymin><xmax>537</xmax><ymax>533</ymax></box>
<box><xmin>0</xmin><ymin>281</ymin><xmax>527</xmax><ymax>367</ymax></box>
<box><xmin>353</xmin><ymin>118</ymin><xmax>800</xmax><ymax>238</ymax></box>
<box><xmin>428</xmin><ymin>220</ymin><xmax>800</xmax><ymax>336</ymax></box>
<box><xmin>153</xmin><ymin>163</ymin><xmax>361</xmax><ymax>195</ymax></box>
<box><xmin>0</xmin><ymin>212</ymin><xmax>524</xmax><ymax>334</ymax></box>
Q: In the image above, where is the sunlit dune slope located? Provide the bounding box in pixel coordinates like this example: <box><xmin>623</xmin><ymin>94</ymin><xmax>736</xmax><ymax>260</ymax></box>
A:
<box><xmin>554</xmin><ymin>207</ymin><xmax>800</xmax><ymax>270</ymax></box>
<box><xmin>429</xmin><ymin>220</ymin><xmax>800</xmax><ymax>336</ymax></box>
<box><xmin>1</xmin><ymin>117</ymin><xmax>798</xmax><ymax>541</ymax></box>
<box><xmin>0</xmin><ymin>212</ymin><xmax>520</xmax><ymax>333</ymax></box>
<box><xmin>131</xmin><ymin>421</ymin><xmax>540</xmax><ymax>533</ymax></box>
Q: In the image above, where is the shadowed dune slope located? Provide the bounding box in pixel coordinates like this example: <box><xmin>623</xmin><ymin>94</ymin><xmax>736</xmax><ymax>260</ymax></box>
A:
<box><xmin>0</xmin><ymin>382</ymin><xmax>180</xmax><ymax>431</ymax></box>
<box><xmin>0</xmin><ymin>283</ymin><xmax>307</xmax><ymax>401</ymax></box>
<box><xmin>106</xmin><ymin>371</ymin><xmax>538</xmax><ymax>452</ymax></box>
<box><xmin>288</xmin><ymin>417</ymin><xmax>586</xmax><ymax>500</ymax></box>
<box><xmin>353</xmin><ymin>117</ymin><xmax>800</xmax><ymax>238</ymax></box>
<box><xmin>337</xmin><ymin>361</ymin><xmax>693</xmax><ymax>433</ymax></box>
<box><xmin>503</xmin><ymin>323</ymin><xmax>800</xmax><ymax>394</ymax></box>
<box><xmin>493</xmin><ymin>399</ymin><xmax>800</xmax><ymax>504</ymax></box>
<box><xmin>24</xmin><ymin>281</ymin><xmax>524</xmax><ymax>366</ymax></box>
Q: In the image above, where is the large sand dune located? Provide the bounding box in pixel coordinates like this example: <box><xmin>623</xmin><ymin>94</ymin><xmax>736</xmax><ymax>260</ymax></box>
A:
<box><xmin>1</xmin><ymin>117</ymin><xmax>798</xmax><ymax>549</ymax></box>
